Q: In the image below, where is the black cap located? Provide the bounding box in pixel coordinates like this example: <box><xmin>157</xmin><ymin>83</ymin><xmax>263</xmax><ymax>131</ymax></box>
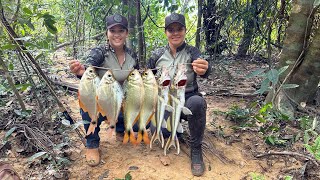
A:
<box><xmin>106</xmin><ymin>14</ymin><xmax>128</xmax><ymax>30</ymax></box>
<box><xmin>165</xmin><ymin>13</ymin><xmax>186</xmax><ymax>29</ymax></box>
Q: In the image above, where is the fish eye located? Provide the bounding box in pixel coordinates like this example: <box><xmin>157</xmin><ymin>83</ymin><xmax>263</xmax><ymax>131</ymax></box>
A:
<box><xmin>144</xmin><ymin>72</ymin><xmax>148</xmax><ymax>76</ymax></box>
<box><xmin>89</xmin><ymin>70</ymin><xmax>93</xmax><ymax>73</ymax></box>
<box><xmin>108</xmin><ymin>74</ymin><xmax>112</xmax><ymax>77</ymax></box>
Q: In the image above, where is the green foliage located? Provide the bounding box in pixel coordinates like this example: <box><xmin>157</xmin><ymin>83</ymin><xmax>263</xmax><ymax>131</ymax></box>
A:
<box><xmin>249</xmin><ymin>172</ymin><xmax>265</xmax><ymax>180</ymax></box>
<box><xmin>226</xmin><ymin>102</ymin><xmax>291</xmax><ymax>146</ymax></box>
<box><xmin>247</xmin><ymin>66</ymin><xmax>299</xmax><ymax>95</ymax></box>
<box><xmin>115</xmin><ymin>172</ymin><xmax>132</xmax><ymax>180</ymax></box>
<box><xmin>284</xmin><ymin>176</ymin><xmax>293</xmax><ymax>180</ymax></box>
<box><xmin>304</xmin><ymin>136</ymin><xmax>320</xmax><ymax>160</ymax></box>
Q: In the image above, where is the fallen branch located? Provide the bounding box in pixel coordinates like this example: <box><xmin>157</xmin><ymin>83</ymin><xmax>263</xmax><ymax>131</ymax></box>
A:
<box><xmin>256</xmin><ymin>150</ymin><xmax>319</xmax><ymax>166</ymax></box>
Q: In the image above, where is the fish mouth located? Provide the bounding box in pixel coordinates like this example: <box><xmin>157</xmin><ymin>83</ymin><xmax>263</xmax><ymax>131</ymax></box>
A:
<box><xmin>177</xmin><ymin>79</ymin><xmax>187</xmax><ymax>86</ymax></box>
<box><xmin>161</xmin><ymin>79</ymin><xmax>171</xmax><ymax>86</ymax></box>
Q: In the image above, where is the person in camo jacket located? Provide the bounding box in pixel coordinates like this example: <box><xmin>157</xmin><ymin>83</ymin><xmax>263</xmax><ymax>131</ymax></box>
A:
<box><xmin>147</xmin><ymin>13</ymin><xmax>211</xmax><ymax>176</ymax></box>
<box><xmin>69</xmin><ymin>14</ymin><xmax>139</xmax><ymax>166</ymax></box>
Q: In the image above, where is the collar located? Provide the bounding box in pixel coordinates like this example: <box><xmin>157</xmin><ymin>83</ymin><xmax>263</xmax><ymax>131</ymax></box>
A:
<box><xmin>107</xmin><ymin>43</ymin><xmax>127</xmax><ymax>53</ymax></box>
<box><xmin>166</xmin><ymin>41</ymin><xmax>186</xmax><ymax>52</ymax></box>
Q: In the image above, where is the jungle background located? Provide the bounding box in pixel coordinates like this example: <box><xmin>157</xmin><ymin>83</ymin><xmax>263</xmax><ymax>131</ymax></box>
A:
<box><xmin>0</xmin><ymin>0</ymin><xmax>320</xmax><ymax>179</ymax></box>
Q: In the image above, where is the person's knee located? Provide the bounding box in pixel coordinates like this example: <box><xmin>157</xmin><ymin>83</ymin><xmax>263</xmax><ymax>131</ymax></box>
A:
<box><xmin>186</xmin><ymin>95</ymin><xmax>207</xmax><ymax>111</ymax></box>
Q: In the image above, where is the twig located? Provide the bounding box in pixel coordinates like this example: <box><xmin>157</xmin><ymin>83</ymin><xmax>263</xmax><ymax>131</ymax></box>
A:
<box><xmin>256</xmin><ymin>150</ymin><xmax>319</xmax><ymax>166</ymax></box>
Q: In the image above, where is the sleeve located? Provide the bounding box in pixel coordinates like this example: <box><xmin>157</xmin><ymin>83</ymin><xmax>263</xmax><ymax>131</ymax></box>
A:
<box><xmin>147</xmin><ymin>47</ymin><xmax>165</xmax><ymax>75</ymax></box>
<box><xmin>86</xmin><ymin>47</ymin><xmax>105</xmax><ymax>66</ymax></box>
<box><xmin>189</xmin><ymin>46</ymin><xmax>211</xmax><ymax>78</ymax></box>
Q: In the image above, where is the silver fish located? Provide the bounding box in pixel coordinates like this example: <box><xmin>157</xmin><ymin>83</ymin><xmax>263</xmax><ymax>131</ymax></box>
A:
<box><xmin>78</xmin><ymin>66</ymin><xmax>100</xmax><ymax>135</ymax></box>
<box><xmin>123</xmin><ymin>69</ymin><xmax>144</xmax><ymax>145</ymax></box>
<box><xmin>150</xmin><ymin>66</ymin><xmax>173</xmax><ymax>148</ymax></box>
<box><xmin>137</xmin><ymin>69</ymin><xmax>158</xmax><ymax>144</ymax></box>
<box><xmin>96</xmin><ymin>70</ymin><xmax>123</xmax><ymax>129</ymax></box>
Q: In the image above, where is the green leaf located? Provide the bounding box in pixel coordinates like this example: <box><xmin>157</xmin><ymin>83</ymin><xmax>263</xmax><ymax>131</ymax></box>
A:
<box><xmin>278</xmin><ymin>65</ymin><xmax>289</xmax><ymax>75</ymax></box>
<box><xmin>259</xmin><ymin>103</ymin><xmax>272</xmax><ymax>114</ymax></box>
<box><xmin>15</xmin><ymin>83</ymin><xmax>31</xmax><ymax>91</ymax></box>
<box><xmin>281</xmin><ymin>84</ymin><xmax>299</xmax><ymax>89</ymax></box>
<box><xmin>314</xmin><ymin>0</ymin><xmax>320</xmax><ymax>7</ymax></box>
<box><xmin>246</xmin><ymin>68</ymin><xmax>265</xmax><ymax>78</ymax></box>
<box><xmin>266</xmin><ymin>136</ymin><xmax>275</xmax><ymax>145</ymax></box>
<box><xmin>5</xmin><ymin>127</ymin><xmax>17</xmax><ymax>139</ymax></box>
<box><xmin>22</xmin><ymin>7</ymin><xmax>33</xmax><ymax>15</ymax></box>
<box><xmin>267</xmin><ymin>69</ymin><xmax>279</xmax><ymax>85</ymax></box>
<box><xmin>1</xmin><ymin>44</ymin><xmax>17</xmax><ymax>50</ymax></box>
<box><xmin>8</xmin><ymin>62</ymin><xmax>14</xmax><ymax>70</ymax></box>
<box><xmin>254</xmin><ymin>79</ymin><xmax>270</xmax><ymax>95</ymax></box>
<box><xmin>125</xmin><ymin>172</ymin><xmax>132</xmax><ymax>180</ymax></box>
<box><xmin>254</xmin><ymin>115</ymin><xmax>266</xmax><ymax>123</ymax></box>
<box><xmin>28</xmin><ymin>151</ymin><xmax>47</xmax><ymax>162</ymax></box>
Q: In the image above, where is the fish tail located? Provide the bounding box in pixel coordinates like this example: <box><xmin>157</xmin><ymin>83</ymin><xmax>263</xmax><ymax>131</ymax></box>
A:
<box><xmin>175</xmin><ymin>138</ymin><xmax>180</xmax><ymax>155</ymax></box>
<box><xmin>164</xmin><ymin>135</ymin><xmax>176</xmax><ymax>156</ymax></box>
<box><xmin>123</xmin><ymin>131</ymin><xmax>129</xmax><ymax>144</ymax></box>
<box><xmin>142</xmin><ymin>130</ymin><xmax>150</xmax><ymax>145</ymax></box>
<box><xmin>150</xmin><ymin>130</ymin><xmax>164</xmax><ymax>148</ymax></box>
<box><xmin>136</xmin><ymin>131</ymin><xmax>143</xmax><ymax>144</ymax></box>
<box><xmin>129</xmin><ymin>130</ymin><xmax>137</xmax><ymax>145</ymax></box>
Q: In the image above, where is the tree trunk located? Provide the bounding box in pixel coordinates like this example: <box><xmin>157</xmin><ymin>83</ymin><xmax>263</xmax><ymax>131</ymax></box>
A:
<box><xmin>237</xmin><ymin>0</ymin><xmax>259</xmax><ymax>57</ymax></box>
<box><xmin>203</xmin><ymin>0</ymin><xmax>216</xmax><ymax>56</ymax></box>
<box><xmin>195</xmin><ymin>0</ymin><xmax>203</xmax><ymax>49</ymax></box>
<box><xmin>127</xmin><ymin>0</ymin><xmax>136</xmax><ymax>51</ymax></box>
<box><xmin>136</xmin><ymin>0</ymin><xmax>144</xmax><ymax>65</ymax></box>
<box><xmin>266</xmin><ymin>0</ymin><xmax>318</xmax><ymax>117</ymax></box>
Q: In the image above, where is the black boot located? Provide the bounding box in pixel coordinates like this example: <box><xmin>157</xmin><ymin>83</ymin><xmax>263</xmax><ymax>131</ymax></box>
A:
<box><xmin>184</xmin><ymin>95</ymin><xmax>207</xmax><ymax>176</ymax></box>
<box><xmin>191</xmin><ymin>145</ymin><xmax>204</xmax><ymax>176</ymax></box>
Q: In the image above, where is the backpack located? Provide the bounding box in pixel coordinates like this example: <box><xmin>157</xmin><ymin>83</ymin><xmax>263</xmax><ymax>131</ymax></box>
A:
<box><xmin>0</xmin><ymin>162</ymin><xmax>21</xmax><ymax>180</ymax></box>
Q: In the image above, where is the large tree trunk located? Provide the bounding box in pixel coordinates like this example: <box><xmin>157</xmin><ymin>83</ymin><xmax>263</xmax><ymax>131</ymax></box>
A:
<box><xmin>266</xmin><ymin>0</ymin><xmax>318</xmax><ymax>117</ymax></box>
<box><xmin>195</xmin><ymin>0</ymin><xmax>203</xmax><ymax>49</ymax></box>
<box><xmin>127</xmin><ymin>0</ymin><xmax>136</xmax><ymax>51</ymax></box>
<box><xmin>237</xmin><ymin>0</ymin><xmax>259</xmax><ymax>57</ymax></box>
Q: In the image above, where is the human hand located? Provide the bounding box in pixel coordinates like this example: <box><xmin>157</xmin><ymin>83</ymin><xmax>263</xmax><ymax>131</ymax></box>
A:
<box><xmin>192</xmin><ymin>58</ymin><xmax>208</xmax><ymax>76</ymax></box>
<box><xmin>69</xmin><ymin>60</ymin><xmax>85</xmax><ymax>76</ymax></box>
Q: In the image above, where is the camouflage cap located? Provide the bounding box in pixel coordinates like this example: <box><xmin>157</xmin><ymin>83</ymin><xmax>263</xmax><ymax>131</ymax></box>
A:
<box><xmin>106</xmin><ymin>14</ymin><xmax>128</xmax><ymax>30</ymax></box>
<box><xmin>165</xmin><ymin>13</ymin><xmax>186</xmax><ymax>29</ymax></box>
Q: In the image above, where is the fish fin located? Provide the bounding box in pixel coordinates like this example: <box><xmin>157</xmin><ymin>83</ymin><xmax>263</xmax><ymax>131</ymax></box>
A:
<box><xmin>86</xmin><ymin>123</ymin><xmax>96</xmax><ymax>136</ymax></box>
<box><xmin>164</xmin><ymin>135</ymin><xmax>176</xmax><ymax>155</ymax></box>
<box><xmin>133</xmin><ymin>113</ymin><xmax>140</xmax><ymax>125</ymax></box>
<box><xmin>97</xmin><ymin>101</ymin><xmax>106</xmax><ymax>117</ymax></box>
<box><xmin>136</xmin><ymin>131</ymin><xmax>143</xmax><ymax>144</ymax></box>
<box><xmin>175</xmin><ymin>138</ymin><xmax>180</xmax><ymax>155</ymax></box>
<box><xmin>130</xmin><ymin>130</ymin><xmax>137</xmax><ymax>145</ymax></box>
<box><xmin>151</xmin><ymin>114</ymin><xmax>156</xmax><ymax>127</ymax></box>
<box><xmin>79</xmin><ymin>99</ymin><xmax>88</xmax><ymax>113</ymax></box>
<box><xmin>177</xmin><ymin>122</ymin><xmax>183</xmax><ymax>133</ymax></box>
<box><xmin>143</xmin><ymin>130</ymin><xmax>150</xmax><ymax>144</ymax></box>
<box><xmin>182</xmin><ymin>107</ymin><xmax>192</xmax><ymax>115</ymax></box>
<box><xmin>146</xmin><ymin>113</ymin><xmax>154</xmax><ymax>124</ymax></box>
<box><xmin>123</xmin><ymin>131</ymin><xmax>129</xmax><ymax>144</ymax></box>
<box><xmin>165</xmin><ymin>104</ymin><xmax>174</xmax><ymax>112</ymax></box>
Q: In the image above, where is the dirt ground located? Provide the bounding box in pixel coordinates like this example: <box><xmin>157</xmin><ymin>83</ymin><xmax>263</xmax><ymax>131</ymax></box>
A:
<box><xmin>1</xmin><ymin>51</ymin><xmax>319</xmax><ymax>179</ymax></box>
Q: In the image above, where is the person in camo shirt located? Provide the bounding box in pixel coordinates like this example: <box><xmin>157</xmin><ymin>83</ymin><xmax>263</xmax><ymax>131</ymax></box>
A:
<box><xmin>69</xmin><ymin>14</ymin><xmax>139</xmax><ymax>166</ymax></box>
<box><xmin>147</xmin><ymin>13</ymin><xmax>211</xmax><ymax>176</ymax></box>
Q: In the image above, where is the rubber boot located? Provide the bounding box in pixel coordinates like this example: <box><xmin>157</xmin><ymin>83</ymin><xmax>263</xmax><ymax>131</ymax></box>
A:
<box><xmin>186</xmin><ymin>95</ymin><xmax>206</xmax><ymax>176</ymax></box>
<box><xmin>85</xmin><ymin>148</ymin><xmax>100</xmax><ymax>166</ymax></box>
